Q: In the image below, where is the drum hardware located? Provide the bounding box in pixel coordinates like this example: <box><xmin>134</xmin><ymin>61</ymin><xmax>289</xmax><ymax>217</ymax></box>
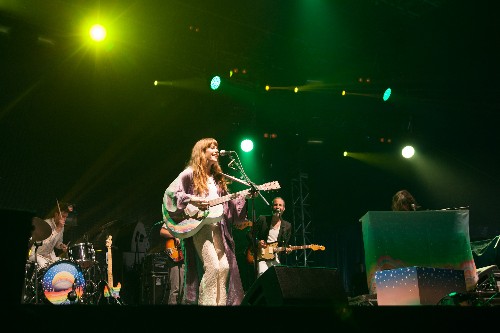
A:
<box><xmin>80</xmin><ymin>261</ymin><xmax>106</xmax><ymax>305</ymax></box>
<box><xmin>26</xmin><ymin>217</ymin><xmax>52</xmax><ymax>303</ymax></box>
<box><xmin>22</xmin><ymin>261</ymin><xmax>38</xmax><ymax>304</ymax></box>
<box><xmin>31</xmin><ymin>241</ymin><xmax>43</xmax><ymax>304</ymax></box>
<box><xmin>68</xmin><ymin>242</ymin><xmax>96</xmax><ymax>269</ymax></box>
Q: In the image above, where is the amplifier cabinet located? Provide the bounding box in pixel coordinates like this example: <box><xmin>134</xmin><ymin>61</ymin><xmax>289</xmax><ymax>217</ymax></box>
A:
<box><xmin>141</xmin><ymin>273</ymin><xmax>169</xmax><ymax>305</ymax></box>
<box><xmin>143</xmin><ymin>253</ymin><xmax>171</xmax><ymax>274</ymax></box>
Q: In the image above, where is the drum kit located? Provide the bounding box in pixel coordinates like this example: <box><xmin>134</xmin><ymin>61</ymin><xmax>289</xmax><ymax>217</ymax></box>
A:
<box><xmin>22</xmin><ymin>217</ymin><xmax>107</xmax><ymax>305</ymax></box>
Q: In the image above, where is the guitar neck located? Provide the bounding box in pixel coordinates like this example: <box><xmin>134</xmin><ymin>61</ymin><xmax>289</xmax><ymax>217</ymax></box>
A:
<box><xmin>107</xmin><ymin>247</ymin><xmax>113</xmax><ymax>287</ymax></box>
<box><xmin>275</xmin><ymin>244</ymin><xmax>313</xmax><ymax>253</ymax></box>
<box><xmin>258</xmin><ymin>243</ymin><xmax>324</xmax><ymax>261</ymax></box>
<box><xmin>208</xmin><ymin>189</ymin><xmax>250</xmax><ymax>207</ymax></box>
<box><xmin>207</xmin><ymin>181</ymin><xmax>280</xmax><ymax>207</ymax></box>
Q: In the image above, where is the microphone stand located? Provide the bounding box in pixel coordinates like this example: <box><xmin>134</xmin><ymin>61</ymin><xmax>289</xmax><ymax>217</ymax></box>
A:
<box><xmin>223</xmin><ymin>155</ymin><xmax>269</xmax><ymax>206</ymax></box>
<box><xmin>67</xmin><ymin>282</ymin><xmax>78</xmax><ymax>304</ymax></box>
<box><xmin>135</xmin><ymin>231</ymin><xmax>140</xmax><ymax>268</ymax></box>
<box><xmin>223</xmin><ymin>153</ymin><xmax>270</xmax><ymax>281</ymax></box>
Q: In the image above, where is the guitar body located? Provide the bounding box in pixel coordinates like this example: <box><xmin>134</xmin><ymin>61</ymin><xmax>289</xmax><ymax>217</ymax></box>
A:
<box><xmin>166</xmin><ymin>181</ymin><xmax>280</xmax><ymax>239</ymax></box>
<box><xmin>104</xmin><ymin>283</ymin><xmax>122</xmax><ymax>299</ymax></box>
<box><xmin>165</xmin><ymin>238</ymin><xmax>184</xmax><ymax>262</ymax></box>
<box><xmin>166</xmin><ymin>204</ymin><xmax>224</xmax><ymax>239</ymax></box>
<box><xmin>258</xmin><ymin>242</ymin><xmax>281</xmax><ymax>260</ymax></box>
<box><xmin>246</xmin><ymin>245</ymin><xmax>255</xmax><ymax>264</ymax></box>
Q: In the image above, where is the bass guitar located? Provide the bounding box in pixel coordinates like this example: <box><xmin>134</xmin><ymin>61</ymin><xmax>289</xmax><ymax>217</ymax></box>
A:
<box><xmin>256</xmin><ymin>242</ymin><xmax>325</xmax><ymax>261</ymax></box>
<box><xmin>103</xmin><ymin>235</ymin><xmax>121</xmax><ymax>300</ymax></box>
<box><xmin>165</xmin><ymin>181</ymin><xmax>280</xmax><ymax>239</ymax></box>
<box><xmin>165</xmin><ymin>238</ymin><xmax>184</xmax><ymax>263</ymax></box>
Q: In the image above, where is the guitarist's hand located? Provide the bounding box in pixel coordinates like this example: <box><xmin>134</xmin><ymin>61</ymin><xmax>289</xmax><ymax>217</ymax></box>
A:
<box><xmin>258</xmin><ymin>240</ymin><xmax>267</xmax><ymax>249</ymax></box>
<box><xmin>189</xmin><ymin>197</ymin><xmax>209</xmax><ymax>210</ymax></box>
<box><xmin>285</xmin><ymin>246</ymin><xmax>292</xmax><ymax>254</ymax></box>
<box><xmin>245</xmin><ymin>189</ymin><xmax>259</xmax><ymax>199</ymax></box>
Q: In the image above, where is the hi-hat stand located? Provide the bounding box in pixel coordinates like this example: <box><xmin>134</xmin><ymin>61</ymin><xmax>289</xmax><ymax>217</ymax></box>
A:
<box><xmin>32</xmin><ymin>240</ymin><xmax>42</xmax><ymax>304</ymax></box>
<box><xmin>22</xmin><ymin>240</ymin><xmax>44</xmax><ymax>304</ymax></box>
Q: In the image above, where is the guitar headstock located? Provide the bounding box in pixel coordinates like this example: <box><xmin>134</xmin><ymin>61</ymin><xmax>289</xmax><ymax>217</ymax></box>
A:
<box><xmin>257</xmin><ymin>181</ymin><xmax>281</xmax><ymax>192</ymax></box>
<box><xmin>311</xmin><ymin>244</ymin><xmax>325</xmax><ymax>251</ymax></box>
<box><xmin>106</xmin><ymin>235</ymin><xmax>112</xmax><ymax>249</ymax></box>
<box><xmin>233</xmin><ymin>220</ymin><xmax>253</xmax><ymax>230</ymax></box>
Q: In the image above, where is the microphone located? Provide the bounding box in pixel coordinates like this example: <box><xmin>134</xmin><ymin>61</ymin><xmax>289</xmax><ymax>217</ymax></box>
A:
<box><xmin>68</xmin><ymin>282</ymin><xmax>77</xmax><ymax>302</ymax></box>
<box><xmin>219</xmin><ymin>150</ymin><xmax>235</xmax><ymax>156</ymax></box>
<box><xmin>411</xmin><ymin>204</ymin><xmax>422</xmax><ymax>211</ymax></box>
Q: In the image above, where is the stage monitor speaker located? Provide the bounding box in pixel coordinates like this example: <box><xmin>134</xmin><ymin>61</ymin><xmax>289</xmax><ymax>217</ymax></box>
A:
<box><xmin>241</xmin><ymin>266</ymin><xmax>348</xmax><ymax>306</ymax></box>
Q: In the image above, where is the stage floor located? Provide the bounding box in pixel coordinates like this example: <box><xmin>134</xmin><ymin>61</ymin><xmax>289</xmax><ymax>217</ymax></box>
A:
<box><xmin>10</xmin><ymin>303</ymin><xmax>499</xmax><ymax>332</ymax></box>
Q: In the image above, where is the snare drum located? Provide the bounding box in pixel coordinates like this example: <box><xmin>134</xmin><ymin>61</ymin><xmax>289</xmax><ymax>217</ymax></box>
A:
<box><xmin>68</xmin><ymin>242</ymin><xmax>96</xmax><ymax>268</ymax></box>
<box><xmin>39</xmin><ymin>259</ymin><xmax>86</xmax><ymax>305</ymax></box>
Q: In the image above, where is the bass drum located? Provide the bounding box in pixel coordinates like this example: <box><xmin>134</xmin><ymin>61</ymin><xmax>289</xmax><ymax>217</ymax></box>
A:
<box><xmin>39</xmin><ymin>260</ymin><xmax>86</xmax><ymax>305</ymax></box>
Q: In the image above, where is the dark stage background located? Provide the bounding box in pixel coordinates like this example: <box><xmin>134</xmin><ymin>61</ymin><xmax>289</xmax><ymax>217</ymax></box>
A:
<box><xmin>2</xmin><ymin>1</ymin><xmax>500</xmax><ymax>303</ymax></box>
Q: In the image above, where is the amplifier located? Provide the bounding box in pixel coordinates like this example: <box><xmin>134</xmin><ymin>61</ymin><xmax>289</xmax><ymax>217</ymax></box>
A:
<box><xmin>141</xmin><ymin>273</ymin><xmax>169</xmax><ymax>305</ymax></box>
<box><xmin>143</xmin><ymin>253</ymin><xmax>170</xmax><ymax>274</ymax></box>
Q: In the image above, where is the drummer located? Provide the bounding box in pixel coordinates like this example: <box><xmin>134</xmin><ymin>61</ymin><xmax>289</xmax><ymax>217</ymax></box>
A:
<box><xmin>28</xmin><ymin>202</ymin><xmax>71</xmax><ymax>269</ymax></box>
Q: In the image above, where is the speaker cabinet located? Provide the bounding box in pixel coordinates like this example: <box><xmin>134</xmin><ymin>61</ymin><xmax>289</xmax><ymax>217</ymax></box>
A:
<box><xmin>241</xmin><ymin>266</ymin><xmax>348</xmax><ymax>306</ymax></box>
<box><xmin>141</xmin><ymin>273</ymin><xmax>169</xmax><ymax>305</ymax></box>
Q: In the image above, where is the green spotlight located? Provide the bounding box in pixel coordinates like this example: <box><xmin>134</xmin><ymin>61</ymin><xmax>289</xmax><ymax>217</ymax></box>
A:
<box><xmin>402</xmin><ymin>145</ymin><xmax>415</xmax><ymax>159</ymax></box>
<box><xmin>210</xmin><ymin>76</ymin><xmax>221</xmax><ymax>90</ymax></box>
<box><xmin>383</xmin><ymin>87</ymin><xmax>392</xmax><ymax>101</ymax></box>
<box><xmin>240</xmin><ymin>139</ymin><xmax>254</xmax><ymax>152</ymax></box>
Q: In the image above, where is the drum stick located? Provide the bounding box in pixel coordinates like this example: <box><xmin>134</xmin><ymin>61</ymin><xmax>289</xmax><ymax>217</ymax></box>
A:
<box><xmin>61</xmin><ymin>241</ymin><xmax>70</xmax><ymax>252</ymax></box>
<box><xmin>56</xmin><ymin>198</ymin><xmax>62</xmax><ymax>217</ymax></box>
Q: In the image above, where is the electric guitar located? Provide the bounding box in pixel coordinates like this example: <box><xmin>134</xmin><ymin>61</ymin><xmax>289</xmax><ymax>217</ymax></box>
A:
<box><xmin>165</xmin><ymin>238</ymin><xmax>184</xmax><ymax>263</ymax></box>
<box><xmin>233</xmin><ymin>220</ymin><xmax>253</xmax><ymax>230</ymax></box>
<box><xmin>165</xmin><ymin>181</ymin><xmax>280</xmax><ymax>239</ymax></box>
<box><xmin>246</xmin><ymin>245</ymin><xmax>255</xmax><ymax>264</ymax></box>
<box><xmin>103</xmin><ymin>235</ymin><xmax>121</xmax><ymax>299</ymax></box>
<box><xmin>256</xmin><ymin>242</ymin><xmax>325</xmax><ymax>261</ymax></box>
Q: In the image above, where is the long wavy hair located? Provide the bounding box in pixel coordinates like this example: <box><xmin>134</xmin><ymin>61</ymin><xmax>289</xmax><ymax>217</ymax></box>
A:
<box><xmin>187</xmin><ymin>138</ymin><xmax>228</xmax><ymax>196</ymax></box>
<box><xmin>391</xmin><ymin>189</ymin><xmax>418</xmax><ymax>211</ymax></box>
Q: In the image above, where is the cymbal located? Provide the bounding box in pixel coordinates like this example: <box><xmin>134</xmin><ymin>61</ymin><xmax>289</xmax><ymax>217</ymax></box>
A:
<box><xmin>31</xmin><ymin>217</ymin><xmax>51</xmax><ymax>241</ymax></box>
